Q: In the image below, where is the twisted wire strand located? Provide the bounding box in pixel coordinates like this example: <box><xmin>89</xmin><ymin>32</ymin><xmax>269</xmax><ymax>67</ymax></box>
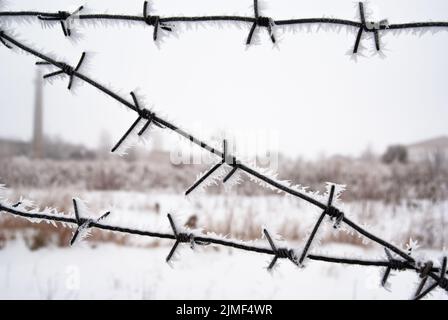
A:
<box><xmin>1</xmin><ymin>198</ymin><xmax>447</xmax><ymax>299</ymax></box>
<box><xmin>0</xmin><ymin>201</ymin><xmax>444</xmax><ymax>275</ymax></box>
<box><xmin>3</xmin><ymin>9</ymin><xmax>447</xmax><ymax>28</ymax></box>
<box><xmin>1</xmin><ymin>1</ymin><xmax>448</xmax><ymax>50</ymax></box>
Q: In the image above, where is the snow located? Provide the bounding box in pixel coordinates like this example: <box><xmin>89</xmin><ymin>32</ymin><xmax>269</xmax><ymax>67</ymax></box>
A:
<box><xmin>1</xmin><ymin>0</ymin><xmax>448</xmax><ymax>299</ymax></box>
<box><xmin>0</xmin><ymin>240</ymin><xmax>446</xmax><ymax>300</ymax></box>
<box><xmin>3</xmin><ymin>187</ymin><xmax>448</xmax><ymax>250</ymax></box>
<box><xmin>1</xmin><ymin>187</ymin><xmax>447</xmax><ymax>299</ymax></box>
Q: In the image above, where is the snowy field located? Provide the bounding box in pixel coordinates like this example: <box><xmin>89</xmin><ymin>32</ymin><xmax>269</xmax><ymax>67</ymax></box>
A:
<box><xmin>0</xmin><ymin>189</ymin><xmax>447</xmax><ymax>300</ymax></box>
<box><xmin>0</xmin><ymin>241</ymin><xmax>446</xmax><ymax>300</ymax></box>
<box><xmin>3</xmin><ymin>188</ymin><xmax>447</xmax><ymax>248</ymax></box>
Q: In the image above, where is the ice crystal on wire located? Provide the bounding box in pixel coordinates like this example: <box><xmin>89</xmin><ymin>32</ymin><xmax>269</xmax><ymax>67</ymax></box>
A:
<box><xmin>112</xmin><ymin>113</ymin><xmax>156</xmax><ymax>156</ymax></box>
<box><xmin>298</xmin><ymin>230</ymin><xmax>323</xmax><ymax>267</ymax></box>
<box><xmin>186</xmin><ymin>163</ymin><xmax>229</xmax><ymax>197</ymax></box>
<box><xmin>68</xmin><ymin>51</ymin><xmax>96</xmax><ymax>93</ymax></box>
<box><xmin>261</xmin><ymin>227</ymin><xmax>300</xmax><ymax>271</ymax></box>
<box><xmin>239</xmin><ymin>159</ymin><xmax>349</xmax><ymax>218</ymax></box>
<box><xmin>0</xmin><ymin>184</ymin><xmax>73</xmax><ymax>229</ymax></box>
<box><xmin>14</xmin><ymin>197</ymin><xmax>35</xmax><ymax>210</ymax></box>
<box><xmin>406</xmin><ymin>237</ymin><xmax>419</xmax><ymax>255</ymax></box>
<box><xmin>324</xmin><ymin>182</ymin><xmax>346</xmax><ymax>203</ymax></box>
<box><xmin>0</xmin><ymin>2</ymin><xmax>34</xmax><ymax>27</ymax></box>
<box><xmin>223</xmin><ymin>168</ymin><xmax>243</xmax><ymax>192</ymax></box>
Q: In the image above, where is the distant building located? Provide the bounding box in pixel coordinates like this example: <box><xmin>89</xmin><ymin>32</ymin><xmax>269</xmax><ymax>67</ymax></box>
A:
<box><xmin>0</xmin><ymin>137</ymin><xmax>96</xmax><ymax>160</ymax></box>
<box><xmin>407</xmin><ymin>136</ymin><xmax>448</xmax><ymax>162</ymax></box>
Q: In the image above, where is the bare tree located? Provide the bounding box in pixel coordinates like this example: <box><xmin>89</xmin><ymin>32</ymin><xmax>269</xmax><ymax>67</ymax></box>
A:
<box><xmin>382</xmin><ymin>145</ymin><xmax>408</xmax><ymax>164</ymax></box>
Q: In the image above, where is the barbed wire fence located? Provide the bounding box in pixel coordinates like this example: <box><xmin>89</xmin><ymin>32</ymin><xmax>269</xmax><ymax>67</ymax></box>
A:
<box><xmin>0</xmin><ymin>194</ymin><xmax>447</xmax><ymax>300</ymax></box>
<box><xmin>1</xmin><ymin>1</ymin><xmax>448</xmax><ymax>53</ymax></box>
<box><xmin>0</xmin><ymin>2</ymin><xmax>447</xmax><ymax>300</ymax></box>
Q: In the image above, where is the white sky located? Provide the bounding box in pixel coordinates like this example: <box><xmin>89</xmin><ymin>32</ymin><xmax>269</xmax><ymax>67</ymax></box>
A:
<box><xmin>1</xmin><ymin>0</ymin><xmax>448</xmax><ymax>159</ymax></box>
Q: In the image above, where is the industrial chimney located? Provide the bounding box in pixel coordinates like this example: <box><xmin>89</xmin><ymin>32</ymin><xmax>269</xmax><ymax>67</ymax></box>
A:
<box><xmin>32</xmin><ymin>69</ymin><xmax>44</xmax><ymax>159</ymax></box>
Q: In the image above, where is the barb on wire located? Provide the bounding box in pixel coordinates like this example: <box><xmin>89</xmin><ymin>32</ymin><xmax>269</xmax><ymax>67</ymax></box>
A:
<box><xmin>381</xmin><ymin>248</ymin><xmax>408</xmax><ymax>288</ymax></box>
<box><xmin>71</xmin><ymin>198</ymin><xmax>111</xmax><ymax>245</ymax></box>
<box><xmin>263</xmin><ymin>229</ymin><xmax>298</xmax><ymax>270</ymax></box>
<box><xmin>0</xmin><ymin>31</ymin><xmax>11</xmax><ymax>48</ymax></box>
<box><xmin>185</xmin><ymin>139</ymin><xmax>240</xmax><ymax>195</ymax></box>
<box><xmin>221</xmin><ymin>139</ymin><xmax>240</xmax><ymax>183</ymax></box>
<box><xmin>298</xmin><ymin>185</ymin><xmax>336</xmax><ymax>266</ymax></box>
<box><xmin>12</xmin><ymin>202</ymin><xmax>21</xmax><ymax>208</ymax></box>
<box><xmin>1</xmin><ymin>30</ymin><xmax>448</xmax><ymax>299</ymax></box>
<box><xmin>414</xmin><ymin>257</ymin><xmax>448</xmax><ymax>300</ymax></box>
<box><xmin>1</xmin><ymin>197</ymin><xmax>447</xmax><ymax>299</ymax></box>
<box><xmin>1</xmin><ymin>2</ymin><xmax>448</xmax><ymax>52</ymax></box>
<box><xmin>36</xmin><ymin>52</ymin><xmax>86</xmax><ymax>90</ymax></box>
<box><xmin>353</xmin><ymin>2</ymin><xmax>389</xmax><ymax>54</ymax></box>
<box><xmin>143</xmin><ymin>1</ymin><xmax>172</xmax><ymax>41</ymax></box>
<box><xmin>414</xmin><ymin>261</ymin><xmax>435</xmax><ymax>299</ymax></box>
<box><xmin>111</xmin><ymin>91</ymin><xmax>163</xmax><ymax>153</ymax></box>
<box><xmin>38</xmin><ymin>5</ymin><xmax>84</xmax><ymax>37</ymax></box>
<box><xmin>165</xmin><ymin>213</ymin><xmax>209</xmax><ymax>262</ymax></box>
<box><xmin>246</xmin><ymin>0</ymin><xmax>275</xmax><ymax>45</ymax></box>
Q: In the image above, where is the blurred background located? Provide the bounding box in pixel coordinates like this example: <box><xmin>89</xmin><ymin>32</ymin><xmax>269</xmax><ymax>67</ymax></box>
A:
<box><xmin>0</xmin><ymin>0</ymin><xmax>447</xmax><ymax>299</ymax></box>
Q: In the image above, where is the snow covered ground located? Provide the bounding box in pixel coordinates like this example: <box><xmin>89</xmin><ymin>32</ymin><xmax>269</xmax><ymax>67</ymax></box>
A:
<box><xmin>3</xmin><ymin>188</ymin><xmax>448</xmax><ymax>248</ymax></box>
<box><xmin>0</xmin><ymin>240</ymin><xmax>446</xmax><ymax>300</ymax></box>
<box><xmin>1</xmin><ymin>188</ymin><xmax>447</xmax><ymax>299</ymax></box>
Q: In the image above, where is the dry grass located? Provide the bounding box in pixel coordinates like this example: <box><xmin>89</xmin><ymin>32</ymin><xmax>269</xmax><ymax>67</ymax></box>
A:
<box><xmin>1</xmin><ymin>188</ymin><xmax>445</xmax><ymax>251</ymax></box>
<box><xmin>0</xmin><ymin>217</ymin><xmax>130</xmax><ymax>250</ymax></box>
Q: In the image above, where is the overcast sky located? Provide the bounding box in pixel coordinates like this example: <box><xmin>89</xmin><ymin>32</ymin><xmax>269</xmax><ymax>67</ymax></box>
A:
<box><xmin>1</xmin><ymin>0</ymin><xmax>448</xmax><ymax>159</ymax></box>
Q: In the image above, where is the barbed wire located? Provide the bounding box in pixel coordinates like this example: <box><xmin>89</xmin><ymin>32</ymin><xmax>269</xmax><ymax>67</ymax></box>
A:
<box><xmin>1</xmin><ymin>1</ymin><xmax>448</xmax><ymax>53</ymax></box>
<box><xmin>0</xmin><ymin>198</ymin><xmax>447</xmax><ymax>300</ymax></box>
<box><xmin>0</xmin><ymin>29</ymin><xmax>447</xmax><ymax>299</ymax></box>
